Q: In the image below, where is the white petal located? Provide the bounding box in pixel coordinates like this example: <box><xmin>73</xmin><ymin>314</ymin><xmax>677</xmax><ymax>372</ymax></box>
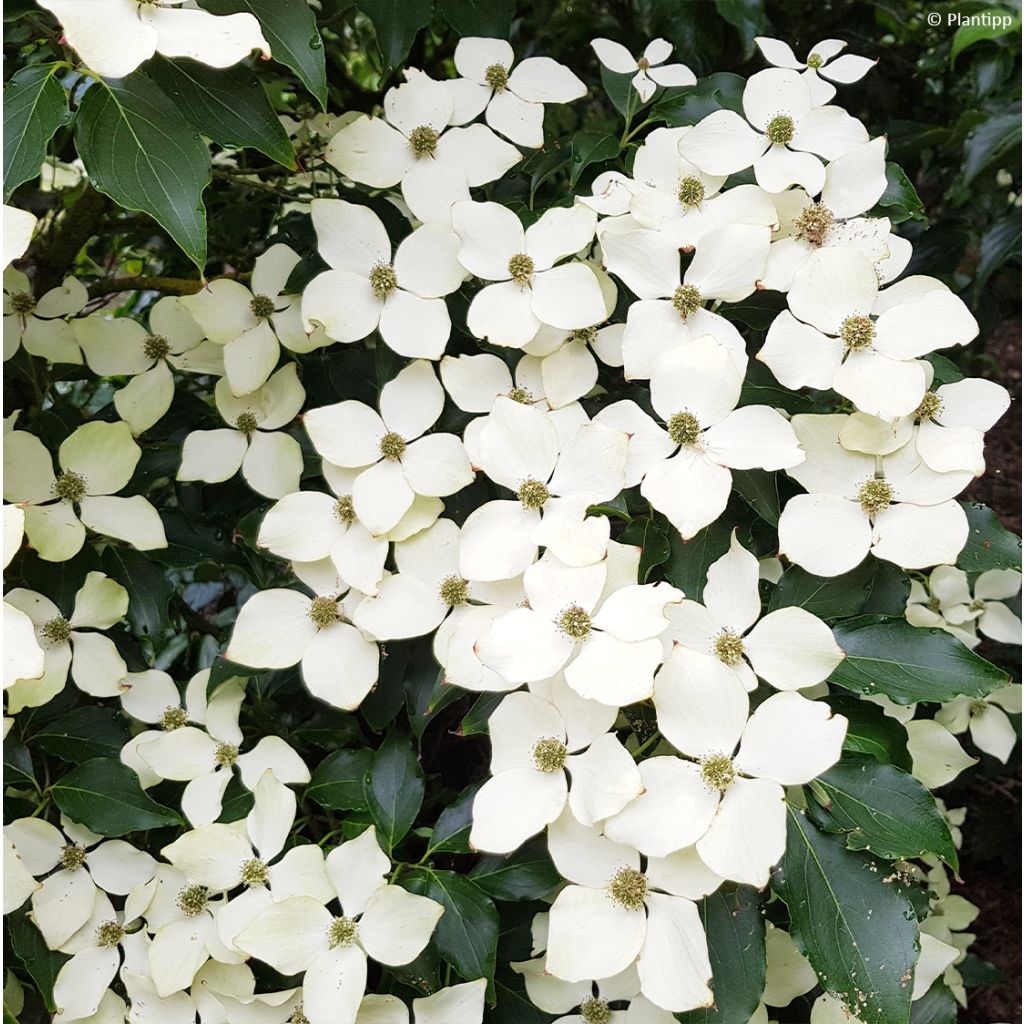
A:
<box><xmin>401</xmin><ymin>434</ymin><xmax>474</xmax><ymax>497</ymax></box>
<box><xmin>778</xmin><ymin>494</ymin><xmax>871</xmax><ymax>577</ymax></box>
<box><xmin>679</xmin><ymin>110</ymin><xmax>767</xmax><ymax>176</ymax></box>
<box><xmin>352</xmin><ymin>574</ymin><xmax>446</xmax><ymax>640</ymax></box>
<box><xmin>531</xmin><ymin>264</ymin><xmax>608</xmax><ymax>331</ymax></box>
<box><xmin>646</xmin><ymin>846</ymin><xmax>724</xmax><ymax>901</ymax></box>
<box><xmin>470</xmin><ymin>769</ymin><xmax>568</xmax><ymax>852</ymax></box>
<box><xmin>871</xmin><ymin>501</ymin><xmax>969</xmax><ymax>571</ymax></box>
<box><xmin>547</xmin><ymin>805</ymin><xmax>640</xmax><ymax>886</ymax></box>
<box><xmin>414</xmin><ymin>980</ymin><xmax>486</xmax><ymax>1024</ymax></box>
<box><xmin>702</xmin><ymin>405</ymin><xmax>803</xmax><ymax>471</ymax></box>
<box><xmin>305</xmin><ymin>401</ymin><xmax>387</xmax><ymax>467</ymax></box>
<box><xmin>301</xmin><ymin>270</ymin><xmax>383</xmax><ymax>344</ymax></box>
<box><xmin>467</xmin><ymin>280</ymin><xmax>540</xmax><ymax>347</ymax></box>
<box><xmin>325</xmin><ymin>117</ymin><xmax>413</xmax><ymax>190</ymax></box>
<box><xmin>478</xmin><ymin>607</ymin><xmax>573</xmax><ymax>683</ymax></box>
<box><xmin>326</xmin><ymin>826</ymin><xmax>389</xmax><ymax>918</ymax></box>
<box><xmin>591</xmin><ymin>38</ymin><xmax>638</xmax><ymax>74</ymax></box>
<box><xmin>641</xmin><ymin>451</ymin><xmax>732</xmax><ymax>540</ymax></box>
<box><xmin>565</xmin><ymin>633</ymin><xmax>663</xmax><ymax>706</ymax></box>
<box><xmin>301</xmin><ymin>622</ymin><xmax>379</xmax><ymax>710</ymax></box>
<box><xmin>235</xmin><ymin>896</ymin><xmax>331</xmax><ymax>975</ymax></box>
<box><xmin>380</xmin><ymin>291</ymin><xmax>451</xmax><ymax>360</ymax></box>
<box><xmin>459</xmin><ymin>501</ymin><xmax>538</xmax><ymax>581</ymax></box>
<box><xmin>226</xmin><ymin>589</ymin><xmax>315</xmax><ymax>668</ymax></box>
<box><xmin>906</xmin><ymin>720</ymin><xmax>976</xmax><ymax>789</ymax></box>
<box><xmin>451</xmin><ymin>199</ymin><xmax>522</xmax><ymax>280</ymax></box>
<box><xmin>566</xmin><ymin>733</ymin><xmax>643</xmax><ymax>825</ymax></box>
<box><xmin>53</xmin><ymin>946</ymin><xmax>119</xmax><ymax>1022</ymax></box>
<box><xmin>303</xmin><ymin>945</ymin><xmax>368</xmax><ymax>1024</ymax></box>
<box><xmin>32</xmin><ymin>868</ymin><xmax>97</xmax><ymax>949</ymax></box>
<box><xmin>525</xmin><ymin>206</ymin><xmax>597</xmax><ymax>271</ymax></box>
<box><xmin>744</xmin><ymin>607</ymin><xmax>845</xmax><ymax>690</ymax></box>
<box><xmin>436</xmin><ymin>122</ymin><xmax>522</xmax><ymax>187</ymax></box>
<box><xmin>178</xmin><ymin>428</ymin><xmax>247</xmax><ymax>484</ymax></box>
<box><xmin>637</xmin><ymin>893</ymin><xmax>713</xmax><ymax>1012</ymax></box>
<box><xmin>384</xmin><ymin>70</ymin><xmax>451</xmax><ymax>135</ymax></box>
<box><xmin>359</xmin><ymin>884</ymin><xmax>443</xmax><ymax>965</ymax></box>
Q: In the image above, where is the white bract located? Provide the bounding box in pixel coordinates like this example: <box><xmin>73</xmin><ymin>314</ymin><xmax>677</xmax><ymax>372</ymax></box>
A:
<box><xmin>591</xmin><ymin>38</ymin><xmax>695</xmax><ymax>101</ymax></box>
<box><xmin>4</xmin><ymin>267</ymin><xmax>86</xmax><ymax>364</ymax></box>
<box><xmin>754</xmin><ymin>36</ymin><xmax>876</xmax><ymax>104</ymax></box>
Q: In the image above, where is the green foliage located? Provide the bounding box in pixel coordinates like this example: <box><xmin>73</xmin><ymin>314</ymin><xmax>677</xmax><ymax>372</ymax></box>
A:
<box><xmin>3</xmin><ymin>64</ymin><xmax>69</xmax><ymax>200</ymax></box>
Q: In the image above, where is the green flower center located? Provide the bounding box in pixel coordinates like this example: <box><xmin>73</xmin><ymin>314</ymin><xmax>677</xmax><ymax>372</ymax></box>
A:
<box><xmin>667</xmin><ymin>410</ymin><xmax>701</xmax><ymax>447</ymax></box>
<box><xmin>9</xmin><ymin>291</ymin><xmax>36</xmax><ymax>315</ymax></box>
<box><xmin>968</xmin><ymin>598</ymin><xmax>986</xmax><ymax>614</ymax></box>
<box><xmin>671</xmin><ymin>283</ymin><xmax>702</xmax><ymax>319</ymax></box>
<box><xmin>517</xmin><ymin>477</ymin><xmax>550</xmax><ymax>510</ymax></box>
<box><xmin>841</xmin><ymin>315</ymin><xmax>875</xmax><ymax>351</ymax></box>
<box><xmin>580</xmin><ymin>997</ymin><xmax>613</xmax><ymax>1024</ymax></box>
<box><xmin>143</xmin><ymin>334</ymin><xmax>171</xmax><ymax>360</ymax></box>
<box><xmin>765</xmin><ymin>113</ymin><xmax>795</xmax><ymax>146</ymax></box>
<box><xmin>608</xmin><ymin>866</ymin><xmax>647</xmax><ymax>911</ymax></box>
<box><xmin>571</xmin><ymin>326</ymin><xmax>598</xmax><ymax>346</ymax></box>
<box><xmin>249</xmin><ymin>294</ymin><xmax>276</xmax><ymax>319</ymax></box>
<box><xmin>96</xmin><ymin>920</ymin><xmax>125</xmax><ymax>947</ymax></box>
<box><xmin>53</xmin><ymin>471</ymin><xmax>87</xmax><ymax>503</ymax></box>
<box><xmin>438</xmin><ymin>574</ymin><xmax>470</xmax><ymax>607</ymax></box>
<box><xmin>236</xmin><ymin>412</ymin><xmax>259</xmax><ymax>435</ymax></box>
<box><xmin>309</xmin><ymin>596</ymin><xmax>340</xmax><ymax>629</ymax></box>
<box><xmin>290</xmin><ymin>1007</ymin><xmax>310</xmax><ymax>1024</ymax></box>
<box><xmin>485</xmin><ymin>63</ymin><xmax>509</xmax><ymax>91</ymax></box>
<box><xmin>794</xmin><ymin>203</ymin><xmax>834</xmax><ymax>247</ymax></box>
<box><xmin>379</xmin><ymin>431</ymin><xmax>406</xmax><ymax>461</ymax></box>
<box><xmin>713</xmin><ymin>629</ymin><xmax>745</xmax><ymax>666</ymax></box>
<box><xmin>60</xmin><ymin>843</ymin><xmax>87</xmax><ymax>870</ymax></box>
<box><xmin>40</xmin><ymin>616</ymin><xmax>71</xmax><ymax>646</ymax></box>
<box><xmin>409</xmin><ymin>125</ymin><xmax>439</xmax><ymax>157</ymax></box>
<box><xmin>214</xmin><ymin>742</ymin><xmax>239</xmax><ymax>767</ymax></box>
<box><xmin>677</xmin><ymin>175</ymin><xmax>706</xmax><ymax>207</ymax></box>
<box><xmin>927</xmin><ymin>596</ymin><xmax>941</xmax><ymax>613</ymax></box>
<box><xmin>508</xmin><ymin>253</ymin><xmax>535</xmax><ymax>286</ymax></box>
<box><xmin>557</xmin><ymin>604</ymin><xmax>592</xmax><ymax>641</ymax></box>
<box><xmin>328</xmin><ymin>915</ymin><xmax>358</xmax><ymax>948</ymax></box>
<box><xmin>176</xmin><ymin>884</ymin><xmax>209</xmax><ymax>917</ymax></box>
<box><xmin>334</xmin><ymin>495</ymin><xmax>356</xmax><ymax>525</ymax></box>
<box><xmin>161</xmin><ymin>706</ymin><xmax>189</xmax><ymax>731</ymax></box>
<box><xmin>857</xmin><ymin>478</ymin><xmax>894</xmax><ymax>515</ymax></box>
<box><xmin>700</xmin><ymin>752</ymin><xmax>736</xmax><ymax>791</ymax></box>
<box><xmin>240</xmin><ymin>857</ymin><xmax>270</xmax><ymax>887</ymax></box>
<box><xmin>806</xmin><ymin>52</ymin><xmax>824</xmax><ymax>69</ymax></box>
<box><xmin>507</xmin><ymin>386</ymin><xmax>534</xmax><ymax>404</ymax></box>
<box><xmin>369</xmin><ymin>263</ymin><xmax>398</xmax><ymax>298</ymax></box>
<box><xmin>532</xmin><ymin>736</ymin><xmax>568</xmax><ymax>772</ymax></box>
<box><xmin>914</xmin><ymin>391</ymin><xmax>943</xmax><ymax>421</ymax></box>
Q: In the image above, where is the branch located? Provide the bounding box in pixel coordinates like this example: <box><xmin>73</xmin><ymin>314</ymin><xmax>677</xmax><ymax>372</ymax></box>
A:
<box><xmin>32</xmin><ymin>185</ymin><xmax>109</xmax><ymax>295</ymax></box>
<box><xmin>87</xmin><ymin>271</ymin><xmax>250</xmax><ymax>299</ymax></box>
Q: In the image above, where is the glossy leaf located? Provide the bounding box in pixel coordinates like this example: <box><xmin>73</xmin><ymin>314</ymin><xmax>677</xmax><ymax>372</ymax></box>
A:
<box><xmin>468</xmin><ymin>839</ymin><xmax>561</xmax><ymax>901</ymax></box>
<box><xmin>364</xmin><ymin>729</ymin><xmax>425</xmax><ymax>852</ymax></box>
<box><xmin>3</xmin><ymin>63</ymin><xmax>70</xmax><ymax>200</ymax></box>
<box><xmin>958</xmin><ymin>501</ymin><xmax>1022</xmax><ymax>572</ymax></box>
<box><xmin>359</xmin><ymin>0</ymin><xmax>434</xmax><ymax>73</ymax></box>
<box><xmin>32</xmin><ymin>706</ymin><xmax>130</xmax><ymax>764</ymax></box>
<box><xmin>307</xmin><ymin>748</ymin><xmax>374</xmax><ymax>812</ymax></box>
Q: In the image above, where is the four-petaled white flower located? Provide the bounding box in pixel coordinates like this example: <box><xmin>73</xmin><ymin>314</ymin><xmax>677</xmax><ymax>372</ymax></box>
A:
<box><xmin>755</xmin><ymin>36</ymin><xmax>876</xmax><ymax>104</ymax></box>
<box><xmin>3</xmin><ymin>267</ymin><xmax>86</xmax><ymax>364</ymax></box>
<box><xmin>591</xmin><ymin>38</ymin><xmax>695</xmax><ymax>101</ymax></box>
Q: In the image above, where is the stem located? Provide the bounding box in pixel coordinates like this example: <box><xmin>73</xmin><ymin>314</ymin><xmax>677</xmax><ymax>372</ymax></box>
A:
<box><xmin>87</xmin><ymin>271</ymin><xmax>250</xmax><ymax>299</ymax></box>
<box><xmin>618</xmin><ymin>86</ymin><xmax>637</xmax><ymax>148</ymax></box>
<box><xmin>632</xmin><ymin>730</ymin><xmax>663</xmax><ymax>760</ymax></box>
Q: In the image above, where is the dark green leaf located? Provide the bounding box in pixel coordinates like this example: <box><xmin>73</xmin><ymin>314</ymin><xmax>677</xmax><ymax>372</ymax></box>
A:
<box><xmin>148</xmin><ymin>57</ymin><xmax>295</xmax><ymax>168</ymax></box>
<box><xmin>404</xmin><ymin>868</ymin><xmax>499</xmax><ymax>982</ymax></box>
<box><xmin>101</xmin><ymin>547</ymin><xmax>173</xmax><ymax>638</ymax></box>
<box><xmin>663</xmin><ymin>517</ymin><xmax>733</xmax><ymax>602</ymax></box>
<box><xmin>910</xmin><ymin>979</ymin><xmax>957</xmax><ymax>1024</ymax></box>
<box><xmin>731</xmin><ymin>469</ymin><xmax>780</xmax><ymax>526</ymax></box>
<box><xmin>364</xmin><ymin>729</ymin><xmax>425</xmax><ymax>852</ymax></box>
<box><xmin>359</xmin><ymin>0</ymin><xmax>434</xmax><ymax>73</ymax></box>
<box><xmin>469</xmin><ymin>840</ymin><xmax>560</xmax><ymax>901</ymax></box>
<box><xmin>620</xmin><ymin>515</ymin><xmax>671</xmax><ymax>581</ymax></box>
<box><xmin>33</xmin><ymin>706</ymin><xmax>130</xmax><ymax>764</ymax></box>
<box><xmin>738</xmin><ymin>360</ymin><xmax>818</xmax><ymax>415</ymax></box>
<box><xmin>678</xmin><ymin>884</ymin><xmax>765</xmax><ymax>1024</ymax></box>
<box><xmin>808</xmin><ymin>753</ymin><xmax>958</xmax><ymax>869</ymax></box>
<box><xmin>426</xmin><ymin>782</ymin><xmax>480</xmax><ymax>855</ymax></box>
<box><xmin>461</xmin><ymin>692</ymin><xmax>504</xmax><ymax>736</ymax></box>
<box><xmin>860</xmin><ymin>560</ymin><xmax>912</xmax><ymax>617</ymax></box>
<box><xmin>829</xmin><ymin>615</ymin><xmax>1009</xmax><ymax>705</ymax></box>
<box><xmin>3</xmin><ymin>64</ymin><xmax>70</xmax><ymax>200</ymax></box>
<box><xmin>569</xmin><ymin>130</ymin><xmax>619</xmax><ymax>187</ymax></box>
<box><xmin>437</xmin><ymin>0</ymin><xmax>514</xmax><ymax>36</ymax></box>
<box><xmin>406</xmin><ymin>663</ymin><xmax>461</xmax><ymax>741</ymax></box>
<box><xmin>963</xmin><ymin>110</ymin><xmax>1021</xmax><ymax>185</ymax></box>
<box><xmin>52</xmin><ymin>758</ymin><xmax>182</xmax><ymax>835</ymax></box>
<box><xmin>957</xmin><ymin>502</ymin><xmax>1022</xmax><ymax>572</ymax></box>
<box><xmin>874</xmin><ymin>162</ymin><xmax>927</xmax><ymax>224</ymax></box>
<box><xmin>713</xmin><ymin>0</ymin><xmax>769</xmax><ymax>56</ymax></box>
<box><xmin>974</xmin><ymin>212</ymin><xmax>1021</xmax><ymax>292</ymax></box>
<box><xmin>201</xmin><ymin>0</ymin><xmax>327</xmax><ymax>107</ymax></box>
<box><xmin>718</xmin><ymin>289</ymin><xmax>785</xmax><ymax>330</ymax></box>
<box><xmin>7</xmin><ymin>907</ymin><xmax>68</xmax><ymax>1012</ymax></box>
<box><xmin>772</xmin><ymin>809</ymin><xmax>919</xmax><ymax>1024</ymax></box>
<box><xmin>653</xmin><ymin>72</ymin><xmax>745</xmax><ymax>126</ymax></box>
<box><xmin>826</xmin><ymin>694</ymin><xmax>912</xmax><ymax>771</ymax></box>
<box><xmin>75</xmin><ymin>75</ymin><xmax>211</xmax><ymax>267</ymax></box>
<box><xmin>768</xmin><ymin>560</ymin><xmax>876</xmax><ymax>618</ymax></box>
<box><xmin>950</xmin><ymin>8</ymin><xmax>1020</xmax><ymax>62</ymax></box>
<box><xmin>307</xmin><ymin>748</ymin><xmax>374</xmax><ymax>812</ymax></box>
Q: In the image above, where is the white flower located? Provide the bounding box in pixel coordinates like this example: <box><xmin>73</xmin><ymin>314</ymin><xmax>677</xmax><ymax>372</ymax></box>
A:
<box><xmin>600</xmin><ymin>223</ymin><xmax>769</xmax><ymax>379</ymax></box>
<box><xmin>596</xmin><ymin>335</ymin><xmax>804</xmax><ymax>538</ymax></box>
<box><xmin>663</xmin><ymin>531</ymin><xmax>845</xmax><ymax>691</ymax></box>
<box><xmin>591</xmin><ymin>38</ymin><xmax>695</xmax><ymax>101</ymax></box>
<box><xmin>453</xmin><ymin>200</ymin><xmax>606</xmax><ymax>348</ymax></box>
<box><xmin>478</xmin><ymin>549</ymin><xmax>682</xmax><ymax>705</ymax></box>
<box><xmin>469</xmin><ymin>687</ymin><xmax>641</xmax><ymax>852</ymax></box>
<box><xmin>906</xmin><ymin>719</ymin><xmax>977</xmax><ymax>789</ymax></box>
<box><xmin>759</xmin><ymin>249</ymin><xmax>979</xmax><ymax>419</ymax></box>
<box><xmin>460</xmin><ymin>397</ymin><xmax>627</xmax><ymax>580</ymax></box>
<box><xmin>440</xmin><ymin>350</ymin><xmax>555</xmax><ymax>413</ymax></box>
<box><xmin>679</xmin><ymin>69</ymin><xmax>868</xmax><ymax>194</ymax></box>
<box><xmin>3</xmin><ymin>599</ymin><xmax>44</xmax><ymax>690</ymax></box>
<box><xmin>74</xmin><ymin>296</ymin><xmax>221</xmax><ymax>435</ymax></box>
<box><xmin>755</xmin><ymin>37</ymin><xmax>876</xmax><ymax>105</ymax></box>
<box><xmin>446</xmin><ymin>37</ymin><xmax>587</xmax><ymax>148</ymax></box>
<box><xmin>638</xmin><ymin>657</ymin><xmax>846</xmax><ymax>882</ymax></box>
<box><xmin>4</xmin><ymin>420</ymin><xmax>167</xmax><ymax>561</ymax></box>
<box><xmin>177</xmin><ymin>363</ymin><xmax>305</xmax><ymax>500</ymax></box>
<box><xmin>225</xmin><ymin>579</ymin><xmax>380</xmax><ymax>712</ymax></box>
<box><xmin>543</xmin><ymin>814</ymin><xmax>714</xmax><ymax>1012</ymax></box>
<box><xmin>3</xmin><ymin>267</ymin><xmax>86</xmax><ymax>363</ymax></box>
<box><xmin>181</xmin><ymin>244</ymin><xmax>314</xmax><ymax>396</ymax></box>
<box><xmin>37</xmin><ymin>0</ymin><xmax>270</xmax><ymax>79</ymax></box>
<box><xmin>325</xmin><ymin>69</ymin><xmax>521</xmax><ymax>224</ymax></box>
<box><xmin>357</xmin><ymin>980</ymin><xmax>488</xmax><ymax>1024</ymax></box>
<box><xmin>778</xmin><ymin>413</ymin><xmax>972</xmax><ymax>576</ymax></box>
<box><xmin>39</xmin><ymin>157</ymin><xmax>86</xmax><ymax>192</ymax></box>
<box><xmin>935</xmin><ymin>684</ymin><xmax>1021</xmax><ymax>764</ymax></box>
<box><xmin>236</xmin><ymin>827</ymin><xmax>444</xmax><ymax>1024</ymax></box>
<box><xmin>301</xmin><ymin>199</ymin><xmax>465</xmax><ymax>360</ymax></box>
<box><xmin>3</xmin><ymin>204</ymin><xmax>36</xmax><ymax>269</ymax></box>
<box><xmin>3</xmin><ymin>572</ymin><xmax>128</xmax><ymax>713</ymax></box>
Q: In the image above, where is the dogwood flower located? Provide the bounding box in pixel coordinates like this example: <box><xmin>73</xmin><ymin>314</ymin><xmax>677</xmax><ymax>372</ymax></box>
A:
<box><xmin>600</xmin><ymin>223</ymin><xmax>769</xmax><ymax>379</ymax></box>
<box><xmin>357</xmin><ymin>981</ymin><xmax>488</xmax><ymax>1024</ymax></box>
<box><xmin>543</xmin><ymin>815</ymin><xmax>714</xmax><ymax>1012</ymax></box>
<box><xmin>679</xmin><ymin>69</ymin><xmax>868</xmax><ymax>194</ymax></box>
<box><xmin>445</xmin><ymin>37</ymin><xmax>587</xmax><ymax>147</ymax></box>
<box><xmin>935</xmin><ymin>685</ymin><xmax>1021</xmax><ymax>764</ymax></box>
<box><xmin>478</xmin><ymin>550</ymin><xmax>682</xmax><ymax>705</ymax></box>
<box><xmin>453</xmin><ymin>200</ymin><xmax>606</xmax><ymax>347</ymax></box>
<box><xmin>3</xmin><ymin>420</ymin><xmax>167</xmax><ymax>561</ymax></box>
<box><xmin>470</xmin><ymin>688</ymin><xmax>641</xmax><ymax>852</ymax></box>
<box><xmin>3</xmin><ymin>268</ymin><xmax>86</xmax><ymax>363</ymax></box>
<box><xmin>37</xmin><ymin>0</ymin><xmax>270</xmax><ymax>79</ymax></box>
<box><xmin>779</xmin><ymin>414</ymin><xmax>972</xmax><ymax>575</ymax></box>
<box><xmin>596</xmin><ymin>336</ymin><xmax>804</xmax><ymax>538</ymax></box>
<box><xmin>460</xmin><ymin>398</ymin><xmax>627</xmax><ymax>579</ymax></box>
<box><xmin>591</xmin><ymin>38</ymin><xmax>695</xmax><ymax>101</ymax></box>
<box><xmin>302</xmin><ymin>199</ymin><xmax>466</xmax><ymax>359</ymax></box>
<box><xmin>225</xmin><ymin>579</ymin><xmax>380</xmax><ymax>712</ymax></box>
<box><xmin>761</xmin><ymin>249</ymin><xmax>979</xmax><ymax>419</ymax></box>
<box><xmin>3</xmin><ymin>204</ymin><xmax>35</xmax><ymax>269</ymax></box>
<box><xmin>522</xmin><ymin>320</ymin><xmax>626</xmax><ymax>409</ymax></box>
<box><xmin>177</xmin><ymin>363</ymin><xmax>305</xmax><ymax>499</ymax></box>
<box><xmin>755</xmin><ymin>36</ymin><xmax>876</xmax><ymax>104</ymax></box>
<box><xmin>74</xmin><ymin>296</ymin><xmax>221</xmax><ymax>434</ymax></box>
<box><xmin>326</xmin><ymin>70</ymin><xmax>521</xmax><ymax>224</ymax></box>
<box><xmin>304</xmin><ymin>360</ymin><xmax>474</xmax><ymax>535</ymax></box>
<box><xmin>648</xmin><ymin>651</ymin><xmax>846</xmax><ymax>883</ymax></box>
<box><xmin>236</xmin><ymin>826</ymin><xmax>444</xmax><ymax>1024</ymax></box>
<box><xmin>3</xmin><ymin>572</ymin><xmax>127</xmax><ymax>712</ymax></box>
<box><xmin>663</xmin><ymin>532</ymin><xmax>844</xmax><ymax>691</ymax></box>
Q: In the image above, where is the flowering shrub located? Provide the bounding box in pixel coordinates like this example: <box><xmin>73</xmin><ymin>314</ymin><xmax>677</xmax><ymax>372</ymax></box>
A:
<box><xmin>3</xmin><ymin>3</ymin><xmax>1021</xmax><ymax>1024</ymax></box>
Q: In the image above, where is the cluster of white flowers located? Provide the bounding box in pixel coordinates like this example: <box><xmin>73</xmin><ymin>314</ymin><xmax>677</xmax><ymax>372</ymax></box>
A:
<box><xmin>3</xmin><ymin>13</ymin><xmax>1020</xmax><ymax>1024</ymax></box>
